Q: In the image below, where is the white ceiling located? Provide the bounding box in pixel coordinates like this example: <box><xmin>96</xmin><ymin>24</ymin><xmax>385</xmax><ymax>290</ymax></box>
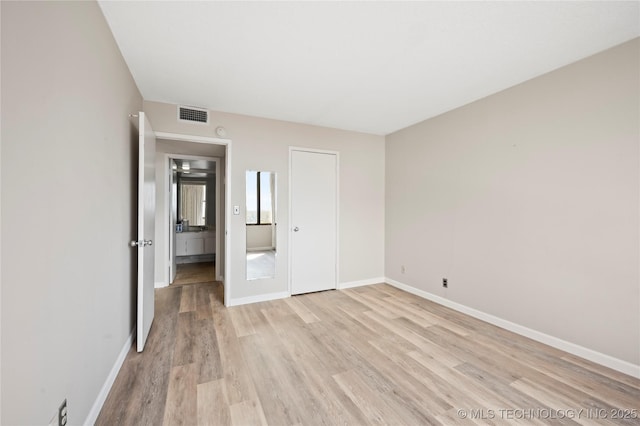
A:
<box><xmin>99</xmin><ymin>1</ymin><xmax>639</xmax><ymax>136</ymax></box>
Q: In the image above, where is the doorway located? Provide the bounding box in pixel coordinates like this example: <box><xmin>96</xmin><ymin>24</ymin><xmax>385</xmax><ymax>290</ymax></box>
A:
<box><xmin>154</xmin><ymin>132</ymin><xmax>231</xmax><ymax>306</ymax></box>
<box><xmin>289</xmin><ymin>148</ymin><xmax>338</xmax><ymax>295</ymax></box>
<box><xmin>169</xmin><ymin>155</ymin><xmax>219</xmax><ymax>287</ymax></box>
<box><xmin>172</xmin><ymin>263</ymin><xmax>216</xmax><ymax>286</ymax></box>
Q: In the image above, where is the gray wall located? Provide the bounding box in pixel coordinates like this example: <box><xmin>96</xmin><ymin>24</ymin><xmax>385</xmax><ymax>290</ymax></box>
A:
<box><xmin>385</xmin><ymin>39</ymin><xmax>639</xmax><ymax>366</ymax></box>
<box><xmin>1</xmin><ymin>2</ymin><xmax>142</xmax><ymax>424</ymax></box>
<box><xmin>144</xmin><ymin>100</ymin><xmax>386</xmax><ymax>303</ymax></box>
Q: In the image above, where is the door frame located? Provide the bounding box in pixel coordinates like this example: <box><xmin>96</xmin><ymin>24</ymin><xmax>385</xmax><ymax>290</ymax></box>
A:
<box><xmin>288</xmin><ymin>146</ymin><xmax>340</xmax><ymax>295</ymax></box>
<box><xmin>165</xmin><ymin>153</ymin><xmax>221</xmax><ymax>283</ymax></box>
<box><xmin>156</xmin><ymin>131</ymin><xmax>232</xmax><ymax>307</ymax></box>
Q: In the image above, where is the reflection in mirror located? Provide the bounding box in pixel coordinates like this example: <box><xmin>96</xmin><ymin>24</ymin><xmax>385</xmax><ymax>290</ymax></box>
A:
<box><xmin>177</xmin><ymin>171</ymin><xmax>215</xmax><ymax>230</ymax></box>
<box><xmin>246</xmin><ymin>171</ymin><xmax>276</xmax><ymax>280</ymax></box>
<box><xmin>180</xmin><ymin>181</ymin><xmax>207</xmax><ymax>226</ymax></box>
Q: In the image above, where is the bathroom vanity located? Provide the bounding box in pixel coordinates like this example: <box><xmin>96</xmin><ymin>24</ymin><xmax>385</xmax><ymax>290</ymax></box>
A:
<box><xmin>175</xmin><ymin>229</ymin><xmax>215</xmax><ymax>256</ymax></box>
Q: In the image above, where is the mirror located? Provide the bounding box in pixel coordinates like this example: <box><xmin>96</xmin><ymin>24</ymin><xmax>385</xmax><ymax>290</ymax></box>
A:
<box><xmin>246</xmin><ymin>170</ymin><xmax>276</xmax><ymax>280</ymax></box>
<box><xmin>175</xmin><ymin>159</ymin><xmax>216</xmax><ymax>231</ymax></box>
<box><xmin>180</xmin><ymin>181</ymin><xmax>207</xmax><ymax>226</ymax></box>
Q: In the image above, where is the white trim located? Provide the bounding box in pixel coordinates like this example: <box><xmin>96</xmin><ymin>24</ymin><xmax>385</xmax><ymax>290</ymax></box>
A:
<box><xmin>224</xmin><ymin>142</ymin><xmax>232</xmax><ymax>304</ymax></box>
<box><xmin>288</xmin><ymin>146</ymin><xmax>340</xmax><ymax>156</ymax></box>
<box><xmin>214</xmin><ymin>156</ymin><xmax>221</xmax><ymax>281</ymax></box>
<box><xmin>155</xmin><ymin>281</ymin><xmax>169</xmax><ymax>289</ymax></box>
<box><xmin>335</xmin><ymin>152</ymin><xmax>340</xmax><ymax>290</ymax></box>
<box><xmin>155</xmin><ymin>131</ymin><xmax>230</xmax><ymax>145</ymax></box>
<box><xmin>385</xmin><ymin>278</ymin><xmax>640</xmax><ymax>379</ymax></box>
<box><xmin>227</xmin><ymin>291</ymin><xmax>290</xmax><ymax>307</ymax></box>
<box><xmin>84</xmin><ymin>328</ymin><xmax>135</xmax><ymax>426</ymax></box>
<box><xmin>338</xmin><ymin>277</ymin><xmax>386</xmax><ymax>290</ymax></box>
<box><xmin>167</xmin><ymin>154</ymin><xmax>176</xmax><ymax>285</ymax></box>
<box><xmin>288</xmin><ymin>147</ymin><xmax>340</xmax><ymax>295</ymax></box>
<box><xmin>164</xmin><ymin>153</ymin><xmax>220</xmax><ymax>287</ymax></box>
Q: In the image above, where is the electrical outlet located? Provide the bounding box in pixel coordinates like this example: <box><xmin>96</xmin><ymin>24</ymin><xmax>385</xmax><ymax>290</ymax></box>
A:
<box><xmin>58</xmin><ymin>399</ymin><xmax>67</xmax><ymax>426</ymax></box>
<box><xmin>401</xmin><ymin>265</ymin><xmax>406</xmax><ymax>274</ymax></box>
<box><xmin>442</xmin><ymin>278</ymin><xmax>448</xmax><ymax>288</ymax></box>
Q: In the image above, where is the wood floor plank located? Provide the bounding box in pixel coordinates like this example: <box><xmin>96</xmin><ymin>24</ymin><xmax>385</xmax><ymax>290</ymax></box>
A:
<box><xmin>510</xmin><ymin>378</ymin><xmax>598</xmax><ymax>416</ymax></box>
<box><xmin>163</xmin><ymin>363</ymin><xmax>197</xmax><ymax>426</ymax></box>
<box><xmin>342</xmin><ymin>288</ymin><xmax>400</xmax><ymax>319</ymax></box>
<box><xmin>196</xmin><ymin>283</ymin><xmax>215</xmax><ymax>320</ymax></box>
<box><xmin>212</xmin><ymin>303</ymin><xmax>259</xmax><ymax>405</ymax></box>
<box><xmin>241</xmin><ymin>301</ymin><xmax>273</xmax><ymax>335</ymax></box>
<box><xmin>239</xmin><ymin>331</ymin><xmax>306</xmax><ymax>425</ymax></box>
<box><xmin>194</xmin><ymin>318</ymin><xmax>223</xmax><ymax>384</ymax></box>
<box><xmin>229</xmin><ymin>399</ymin><xmax>268</xmax><ymax>426</ymax></box>
<box><xmin>173</xmin><ymin>262</ymin><xmax>216</xmax><ymax>286</ymax></box>
<box><xmin>228</xmin><ymin>305</ymin><xmax>257</xmax><ymax>337</ymax></box>
<box><xmin>407</xmin><ymin>349</ymin><xmax>512</xmax><ymax>411</ymax></box>
<box><xmin>97</xmin><ymin>283</ymin><xmax>640</xmax><ymax>426</ymax></box>
<box><xmin>178</xmin><ymin>283</ymin><xmax>197</xmax><ymax>313</ymax></box>
<box><xmin>380</xmin><ymin>294</ymin><xmax>440</xmax><ymax>328</ymax></box>
<box><xmin>454</xmin><ymin>361</ymin><xmax>566</xmax><ymax>425</ymax></box>
<box><xmin>266</xmin><ymin>310</ymin><xmax>374</xmax><ymax>425</ymax></box>
<box><xmin>172</xmin><ymin>311</ymin><xmax>196</xmax><ymax>366</ymax></box>
<box><xmin>197</xmin><ymin>379</ymin><xmax>230</xmax><ymax>426</ymax></box>
<box><xmin>96</xmin><ymin>286</ymin><xmax>181</xmax><ymax>426</ymax></box>
<box><xmin>333</xmin><ymin>369</ymin><xmax>413</xmax><ymax>426</ymax></box>
<box><xmin>362</xmin><ymin>309</ymin><xmax>448</xmax><ymax>355</ymax></box>
<box><xmin>366</xmin><ymin>338</ymin><xmax>453</xmax><ymax>415</ymax></box>
<box><xmin>560</xmin><ymin>354</ymin><xmax>640</xmax><ymax>391</ymax></box>
<box><xmin>284</xmin><ymin>296</ymin><xmax>320</xmax><ymax>323</ymax></box>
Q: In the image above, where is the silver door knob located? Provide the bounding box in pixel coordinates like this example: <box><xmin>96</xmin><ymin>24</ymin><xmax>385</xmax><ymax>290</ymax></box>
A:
<box><xmin>130</xmin><ymin>240</ymin><xmax>153</xmax><ymax>247</ymax></box>
<box><xmin>293</xmin><ymin>227</ymin><xmax>299</xmax><ymax>232</ymax></box>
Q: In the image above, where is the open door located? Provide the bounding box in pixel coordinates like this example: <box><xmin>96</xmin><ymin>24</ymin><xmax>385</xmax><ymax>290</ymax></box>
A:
<box><xmin>131</xmin><ymin>111</ymin><xmax>156</xmax><ymax>352</ymax></box>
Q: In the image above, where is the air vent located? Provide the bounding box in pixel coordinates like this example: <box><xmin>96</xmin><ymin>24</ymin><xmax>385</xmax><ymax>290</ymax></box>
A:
<box><xmin>178</xmin><ymin>106</ymin><xmax>209</xmax><ymax>124</ymax></box>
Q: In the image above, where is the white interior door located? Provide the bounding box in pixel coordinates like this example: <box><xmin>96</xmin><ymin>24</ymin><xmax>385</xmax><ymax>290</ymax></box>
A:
<box><xmin>290</xmin><ymin>149</ymin><xmax>337</xmax><ymax>295</ymax></box>
<box><xmin>170</xmin><ymin>165</ymin><xmax>177</xmax><ymax>283</ymax></box>
<box><xmin>134</xmin><ymin>112</ymin><xmax>156</xmax><ymax>352</ymax></box>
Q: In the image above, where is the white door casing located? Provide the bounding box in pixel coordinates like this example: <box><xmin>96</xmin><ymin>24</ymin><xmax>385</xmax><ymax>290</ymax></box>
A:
<box><xmin>170</xmin><ymin>163</ymin><xmax>177</xmax><ymax>283</ymax></box>
<box><xmin>165</xmin><ymin>153</ymin><xmax>220</xmax><ymax>284</ymax></box>
<box><xmin>136</xmin><ymin>112</ymin><xmax>156</xmax><ymax>352</ymax></box>
<box><xmin>290</xmin><ymin>148</ymin><xmax>338</xmax><ymax>295</ymax></box>
<box><xmin>154</xmin><ymin>131</ymin><xmax>232</xmax><ymax>306</ymax></box>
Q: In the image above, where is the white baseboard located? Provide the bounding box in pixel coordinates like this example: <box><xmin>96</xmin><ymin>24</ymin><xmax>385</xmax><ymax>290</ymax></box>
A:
<box><xmin>155</xmin><ymin>281</ymin><xmax>169</xmax><ymax>289</ymax></box>
<box><xmin>84</xmin><ymin>328</ymin><xmax>135</xmax><ymax>426</ymax></box>
<box><xmin>227</xmin><ymin>291</ymin><xmax>290</xmax><ymax>307</ymax></box>
<box><xmin>338</xmin><ymin>276</ymin><xmax>386</xmax><ymax>289</ymax></box>
<box><xmin>247</xmin><ymin>247</ymin><xmax>275</xmax><ymax>252</ymax></box>
<box><xmin>385</xmin><ymin>278</ymin><xmax>640</xmax><ymax>379</ymax></box>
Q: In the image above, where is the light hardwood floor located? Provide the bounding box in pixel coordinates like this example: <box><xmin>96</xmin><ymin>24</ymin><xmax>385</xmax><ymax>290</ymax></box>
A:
<box><xmin>96</xmin><ymin>283</ymin><xmax>640</xmax><ymax>425</ymax></box>
<box><xmin>173</xmin><ymin>262</ymin><xmax>216</xmax><ymax>286</ymax></box>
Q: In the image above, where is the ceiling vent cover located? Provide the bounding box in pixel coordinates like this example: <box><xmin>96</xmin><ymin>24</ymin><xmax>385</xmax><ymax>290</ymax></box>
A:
<box><xmin>178</xmin><ymin>106</ymin><xmax>209</xmax><ymax>124</ymax></box>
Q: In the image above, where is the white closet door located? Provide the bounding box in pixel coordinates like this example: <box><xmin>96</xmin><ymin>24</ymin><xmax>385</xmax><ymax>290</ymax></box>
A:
<box><xmin>290</xmin><ymin>149</ymin><xmax>337</xmax><ymax>295</ymax></box>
